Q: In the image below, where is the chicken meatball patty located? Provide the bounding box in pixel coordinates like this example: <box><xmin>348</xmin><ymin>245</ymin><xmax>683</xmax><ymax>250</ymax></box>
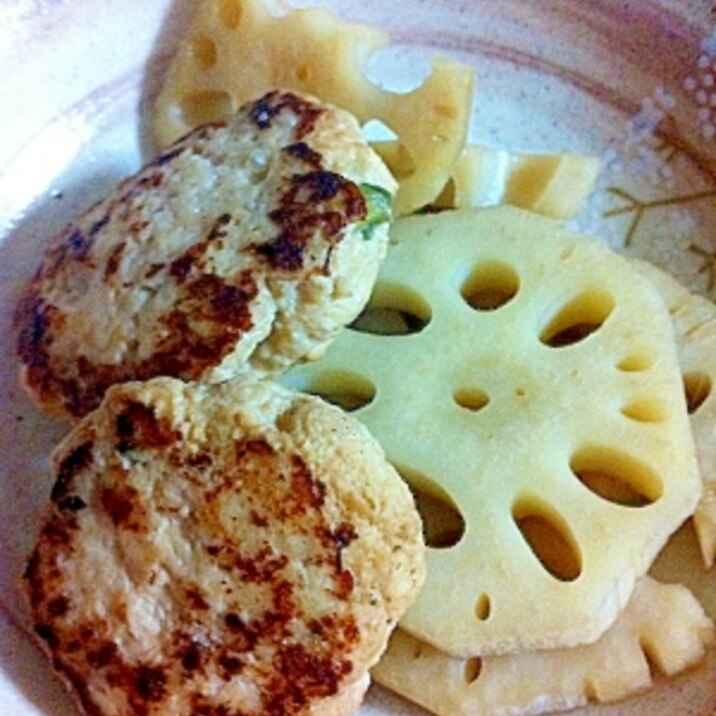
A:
<box><xmin>15</xmin><ymin>90</ymin><xmax>396</xmax><ymax>418</ymax></box>
<box><xmin>24</xmin><ymin>377</ymin><xmax>425</xmax><ymax>716</ymax></box>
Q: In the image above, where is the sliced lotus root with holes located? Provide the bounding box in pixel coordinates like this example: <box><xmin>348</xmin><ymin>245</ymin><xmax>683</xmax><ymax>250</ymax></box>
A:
<box><xmin>153</xmin><ymin>0</ymin><xmax>474</xmax><ymax>215</ymax></box>
<box><xmin>373</xmin><ymin>142</ymin><xmax>601</xmax><ymax>220</ymax></box>
<box><xmin>373</xmin><ymin>576</ymin><xmax>714</xmax><ymax>716</ymax></box>
<box><xmin>631</xmin><ymin>259</ymin><xmax>716</xmax><ymax>569</ymax></box>
<box><xmin>281</xmin><ymin>206</ymin><xmax>701</xmax><ymax>657</ymax></box>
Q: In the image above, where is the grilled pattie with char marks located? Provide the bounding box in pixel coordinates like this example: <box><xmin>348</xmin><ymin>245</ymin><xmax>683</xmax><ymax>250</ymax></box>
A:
<box><xmin>24</xmin><ymin>377</ymin><xmax>425</xmax><ymax>716</ymax></box>
<box><xmin>15</xmin><ymin>90</ymin><xmax>396</xmax><ymax>419</ymax></box>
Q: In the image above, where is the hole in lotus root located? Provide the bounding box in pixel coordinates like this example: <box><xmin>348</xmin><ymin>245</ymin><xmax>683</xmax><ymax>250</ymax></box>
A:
<box><xmin>295</xmin><ymin>63</ymin><xmax>310</xmax><ymax>82</ymax></box>
<box><xmin>179</xmin><ymin>91</ymin><xmax>236</xmax><ymax>129</ymax></box>
<box><xmin>399</xmin><ymin>468</ymin><xmax>465</xmax><ymax>549</ymax></box>
<box><xmin>570</xmin><ymin>445</ymin><xmax>662</xmax><ymax>508</ymax></box>
<box><xmin>454</xmin><ymin>387</ymin><xmax>490</xmax><ymax>413</ymax></box>
<box><xmin>432</xmin><ymin>177</ymin><xmax>456</xmax><ymax>209</ymax></box>
<box><xmin>299</xmin><ymin>370</ymin><xmax>376</xmax><ymax>412</ymax></box>
<box><xmin>540</xmin><ymin>288</ymin><xmax>615</xmax><ymax>348</ymax></box>
<box><xmin>683</xmin><ymin>372</ymin><xmax>712</xmax><ymax>414</ymax></box>
<box><xmin>512</xmin><ymin>496</ymin><xmax>582</xmax><ymax>582</ymax></box>
<box><xmin>461</xmin><ymin>260</ymin><xmax>520</xmax><ymax>311</ymax></box>
<box><xmin>463</xmin><ymin>657</ymin><xmax>483</xmax><ymax>684</ymax></box>
<box><xmin>475</xmin><ymin>593</ymin><xmax>491</xmax><ymax>621</ymax></box>
<box><xmin>350</xmin><ymin>282</ymin><xmax>431</xmax><ymax>336</ymax></box>
<box><xmin>363</xmin><ymin>121</ymin><xmax>399</xmax><ymax>144</ymax></box>
<box><xmin>638</xmin><ymin>638</ymin><xmax>661</xmax><ymax>682</ymax></box>
<box><xmin>192</xmin><ymin>36</ymin><xmax>218</xmax><ymax>70</ymax></box>
<box><xmin>219</xmin><ymin>0</ymin><xmax>243</xmax><ymax>28</ymax></box>
<box><xmin>617</xmin><ymin>353</ymin><xmax>656</xmax><ymax>372</ymax></box>
<box><xmin>620</xmin><ymin>397</ymin><xmax>667</xmax><ymax>423</ymax></box>
<box><xmin>584</xmin><ymin>681</ymin><xmax>598</xmax><ymax>703</ymax></box>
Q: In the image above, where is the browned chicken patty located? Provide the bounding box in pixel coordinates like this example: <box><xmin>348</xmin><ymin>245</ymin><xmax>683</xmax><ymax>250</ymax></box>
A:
<box><xmin>24</xmin><ymin>377</ymin><xmax>425</xmax><ymax>716</ymax></box>
<box><xmin>15</xmin><ymin>90</ymin><xmax>396</xmax><ymax>419</ymax></box>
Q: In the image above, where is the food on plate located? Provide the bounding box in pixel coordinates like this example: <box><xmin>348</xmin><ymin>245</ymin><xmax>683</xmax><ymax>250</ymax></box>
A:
<box><xmin>373</xmin><ymin>576</ymin><xmax>713</xmax><ymax>716</ymax></box>
<box><xmin>631</xmin><ymin>259</ymin><xmax>716</xmax><ymax>569</ymax></box>
<box><xmin>497</xmin><ymin>151</ymin><xmax>600</xmax><ymax>220</ymax></box>
<box><xmin>374</xmin><ymin>142</ymin><xmax>601</xmax><ymax>220</ymax></box>
<box><xmin>14</xmin><ymin>90</ymin><xmax>395</xmax><ymax>419</ymax></box>
<box><xmin>23</xmin><ymin>377</ymin><xmax>425</xmax><ymax>716</ymax></box>
<box><xmin>152</xmin><ymin>0</ymin><xmax>473</xmax><ymax>215</ymax></box>
<box><xmin>281</xmin><ymin>206</ymin><xmax>701</xmax><ymax>658</ymax></box>
<box><xmin>12</xmin><ymin>0</ymin><xmax>715</xmax><ymax>713</ymax></box>
<box><xmin>152</xmin><ymin>0</ymin><xmax>602</xmax><ymax>222</ymax></box>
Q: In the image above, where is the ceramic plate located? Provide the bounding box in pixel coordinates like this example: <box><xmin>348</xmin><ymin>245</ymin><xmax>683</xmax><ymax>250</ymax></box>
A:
<box><xmin>1</xmin><ymin>1</ymin><xmax>715</xmax><ymax>714</ymax></box>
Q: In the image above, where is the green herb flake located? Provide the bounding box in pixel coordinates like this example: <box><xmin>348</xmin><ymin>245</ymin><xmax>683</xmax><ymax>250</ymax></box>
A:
<box><xmin>357</xmin><ymin>183</ymin><xmax>393</xmax><ymax>240</ymax></box>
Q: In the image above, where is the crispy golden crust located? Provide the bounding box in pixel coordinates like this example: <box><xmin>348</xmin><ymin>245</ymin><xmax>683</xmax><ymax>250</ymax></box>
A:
<box><xmin>15</xmin><ymin>91</ymin><xmax>396</xmax><ymax>419</ymax></box>
<box><xmin>24</xmin><ymin>377</ymin><xmax>424</xmax><ymax>716</ymax></box>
